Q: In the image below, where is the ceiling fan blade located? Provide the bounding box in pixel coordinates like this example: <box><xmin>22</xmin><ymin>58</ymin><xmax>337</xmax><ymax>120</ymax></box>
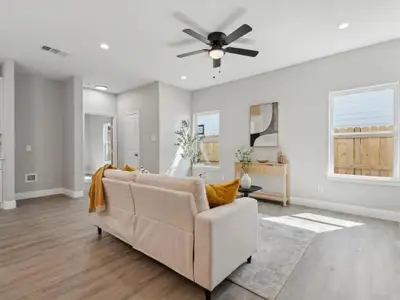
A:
<box><xmin>225</xmin><ymin>47</ymin><xmax>259</xmax><ymax>57</ymax></box>
<box><xmin>225</xmin><ymin>24</ymin><xmax>252</xmax><ymax>44</ymax></box>
<box><xmin>173</xmin><ymin>11</ymin><xmax>209</xmax><ymax>36</ymax></box>
<box><xmin>177</xmin><ymin>49</ymin><xmax>208</xmax><ymax>58</ymax></box>
<box><xmin>183</xmin><ymin>29</ymin><xmax>210</xmax><ymax>45</ymax></box>
<box><xmin>216</xmin><ymin>7</ymin><xmax>246</xmax><ymax>32</ymax></box>
<box><xmin>213</xmin><ymin>59</ymin><xmax>221</xmax><ymax>68</ymax></box>
<box><xmin>234</xmin><ymin>37</ymin><xmax>254</xmax><ymax>45</ymax></box>
<box><xmin>168</xmin><ymin>39</ymin><xmax>199</xmax><ymax>47</ymax></box>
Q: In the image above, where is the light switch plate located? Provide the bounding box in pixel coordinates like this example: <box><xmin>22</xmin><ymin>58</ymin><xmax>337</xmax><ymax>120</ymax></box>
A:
<box><xmin>26</xmin><ymin>145</ymin><xmax>32</xmax><ymax>152</ymax></box>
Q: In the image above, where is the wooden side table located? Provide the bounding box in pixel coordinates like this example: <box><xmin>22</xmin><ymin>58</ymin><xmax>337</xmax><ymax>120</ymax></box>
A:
<box><xmin>238</xmin><ymin>185</ymin><xmax>262</xmax><ymax>197</ymax></box>
<box><xmin>235</xmin><ymin>162</ymin><xmax>290</xmax><ymax>206</ymax></box>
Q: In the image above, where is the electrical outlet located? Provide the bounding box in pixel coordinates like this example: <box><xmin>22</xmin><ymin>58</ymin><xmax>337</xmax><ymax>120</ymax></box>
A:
<box><xmin>25</xmin><ymin>173</ymin><xmax>37</xmax><ymax>183</ymax></box>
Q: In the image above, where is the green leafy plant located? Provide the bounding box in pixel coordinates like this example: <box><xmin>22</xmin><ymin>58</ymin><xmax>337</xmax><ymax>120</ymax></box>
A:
<box><xmin>174</xmin><ymin>119</ymin><xmax>205</xmax><ymax>170</ymax></box>
<box><xmin>235</xmin><ymin>147</ymin><xmax>254</xmax><ymax>173</ymax></box>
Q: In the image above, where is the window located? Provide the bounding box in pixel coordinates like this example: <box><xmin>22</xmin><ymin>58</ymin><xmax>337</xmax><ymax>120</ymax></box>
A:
<box><xmin>328</xmin><ymin>83</ymin><xmax>399</xmax><ymax>183</ymax></box>
<box><xmin>103</xmin><ymin>122</ymin><xmax>112</xmax><ymax>164</ymax></box>
<box><xmin>194</xmin><ymin>111</ymin><xmax>220</xmax><ymax>167</ymax></box>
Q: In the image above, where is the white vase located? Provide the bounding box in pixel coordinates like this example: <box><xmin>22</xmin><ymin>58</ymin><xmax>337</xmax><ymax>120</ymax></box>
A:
<box><xmin>241</xmin><ymin>173</ymin><xmax>252</xmax><ymax>189</ymax></box>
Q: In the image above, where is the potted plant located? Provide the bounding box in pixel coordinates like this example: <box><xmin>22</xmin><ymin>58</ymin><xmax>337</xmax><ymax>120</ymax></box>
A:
<box><xmin>235</xmin><ymin>147</ymin><xmax>254</xmax><ymax>189</ymax></box>
<box><xmin>174</xmin><ymin>119</ymin><xmax>205</xmax><ymax>175</ymax></box>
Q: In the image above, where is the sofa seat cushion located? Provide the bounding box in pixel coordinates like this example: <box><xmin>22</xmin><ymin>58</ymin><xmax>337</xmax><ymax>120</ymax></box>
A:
<box><xmin>135</xmin><ymin>174</ymin><xmax>209</xmax><ymax>213</ymax></box>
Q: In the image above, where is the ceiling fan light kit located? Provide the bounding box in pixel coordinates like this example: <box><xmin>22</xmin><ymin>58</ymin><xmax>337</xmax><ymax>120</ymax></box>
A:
<box><xmin>177</xmin><ymin>24</ymin><xmax>259</xmax><ymax>68</ymax></box>
<box><xmin>209</xmin><ymin>48</ymin><xmax>225</xmax><ymax>59</ymax></box>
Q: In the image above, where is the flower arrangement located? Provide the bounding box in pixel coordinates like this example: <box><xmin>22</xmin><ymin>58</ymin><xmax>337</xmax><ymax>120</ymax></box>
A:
<box><xmin>235</xmin><ymin>147</ymin><xmax>254</xmax><ymax>173</ymax></box>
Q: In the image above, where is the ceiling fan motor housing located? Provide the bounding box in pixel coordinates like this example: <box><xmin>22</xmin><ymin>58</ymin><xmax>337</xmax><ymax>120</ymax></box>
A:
<box><xmin>208</xmin><ymin>32</ymin><xmax>228</xmax><ymax>45</ymax></box>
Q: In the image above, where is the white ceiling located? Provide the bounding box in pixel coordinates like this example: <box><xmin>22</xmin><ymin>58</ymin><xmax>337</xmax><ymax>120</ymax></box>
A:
<box><xmin>1</xmin><ymin>0</ymin><xmax>400</xmax><ymax>93</ymax></box>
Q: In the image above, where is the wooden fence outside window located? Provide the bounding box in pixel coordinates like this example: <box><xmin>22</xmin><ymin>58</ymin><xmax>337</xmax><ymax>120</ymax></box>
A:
<box><xmin>199</xmin><ymin>135</ymin><xmax>219</xmax><ymax>165</ymax></box>
<box><xmin>334</xmin><ymin>125</ymin><xmax>394</xmax><ymax>177</ymax></box>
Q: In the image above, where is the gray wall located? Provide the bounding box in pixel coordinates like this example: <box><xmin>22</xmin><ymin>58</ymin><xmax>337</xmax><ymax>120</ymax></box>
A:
<box><xmin>62</xmin><ymin>77</ymin><xmax>83</xmax><ymax>192</ymax></box>
<box><xmin>159</xmin><ymin>82</ymin><xmax>191</xmax><ymax>176</ymax></box>
<box><xmin>117</xmin><ymin>82</ymin><xmax>159</xmax><ymax>172</ymax></box>
<box><xmin>193</xmin><ymin>39</ymin><xmax>400</xmax><ymax>212</ymax></box>
<box><xmin>14</xmin><ymin>71</ymin><xmax>83</xmax><ymax>196</ymax></box>
<box><xmin>1</xmin><ymin>61</ymin><xmax>16</xmax><ymax>203</ymax></box>
<box><xmin>84</xmin><ymin>114</ymin><xmax>112</xmax><ymax>173</ymax></box>
<box><xmin>15</xmin><ymin>72</ymin><xmax>64</xmax><ymax>193</ymax></box>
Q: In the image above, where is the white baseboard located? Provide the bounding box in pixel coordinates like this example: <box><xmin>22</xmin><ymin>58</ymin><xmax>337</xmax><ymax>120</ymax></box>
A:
<box><xmin>16</xmin><ymin>188</ymin><xmax>64</xmax><ymax>201</ymax></box>
<box><xmin>1</xmin><ymin>200</ymin><xmax>17</xmax><ymax>210</ymax></box>
<box><xmin>2</xmin><ymin>188</ymin><xmax>84</xmax><ymax>210</ymax></box>
<box><xmin>14</xmin><ymin>188</ymin><xmax>84</xmax><ymax>202</ymax></box>
<box><xmin>62</xmin><ymin>188</ymin><xmax>84</xmax><ymax>199</ymax></box>
<box><xmin>291</xmin><ymin>197</ymin><xmax>400</xmax><ymax>223</ymax></box>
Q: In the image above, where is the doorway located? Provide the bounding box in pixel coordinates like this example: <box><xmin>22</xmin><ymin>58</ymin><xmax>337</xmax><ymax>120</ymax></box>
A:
<box><xmin>84</xmin><ymin>113</ymin><xmax>116</xmax><ymax>183</ymax></box>
<box><xmin>124</xmin><ymin>112</ymin><xmax>140</xmax><ymax>169</ymax></box>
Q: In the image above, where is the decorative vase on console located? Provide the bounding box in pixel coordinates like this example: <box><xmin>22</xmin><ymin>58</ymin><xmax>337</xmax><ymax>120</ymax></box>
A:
<box><xmin>240</xmin><ymin>172</ymin><xmax>252</xmax><ymax>189</ymax></box>
<box><xmin>235</xmin><ymin>147</ymin><xmax>254</xmax><ymax>189</ymax></box>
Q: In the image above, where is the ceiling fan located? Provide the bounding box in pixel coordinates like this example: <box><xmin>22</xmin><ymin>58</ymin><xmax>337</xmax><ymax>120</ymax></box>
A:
<box><xmin>176</xmin><ymin>24</ymin><xmax>259</xmax><ymax>68</ymax></box>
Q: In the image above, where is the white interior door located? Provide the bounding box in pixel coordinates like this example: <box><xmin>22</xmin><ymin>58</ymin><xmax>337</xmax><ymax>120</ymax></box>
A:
<box><xmin>124</xmin><ymin>113</ymin><xmax>140</xmax><ymax>168</ymax></box>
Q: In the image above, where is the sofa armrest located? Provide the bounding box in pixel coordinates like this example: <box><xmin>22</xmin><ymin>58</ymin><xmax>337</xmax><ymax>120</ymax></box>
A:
<box><xmin>194</xmin><ymin>198</ymin><xmax>258</xmax><ymax>291</ymax></box>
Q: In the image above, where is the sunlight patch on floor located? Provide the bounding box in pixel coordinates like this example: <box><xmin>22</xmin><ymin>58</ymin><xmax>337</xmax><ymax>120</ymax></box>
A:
<box><xmin>293</xmin><ymin>213</ymin><xmax>364</xmax><ymax>228</ymax></box>
<box><xmin>262</xmin><ymin>216</ymin><xmax>342</xmax><ymax>233</ymax></box>
<box><xmin>262</xmin><ymin>212</ymin><xmax>365</xmax><ymax>233</ymax></box>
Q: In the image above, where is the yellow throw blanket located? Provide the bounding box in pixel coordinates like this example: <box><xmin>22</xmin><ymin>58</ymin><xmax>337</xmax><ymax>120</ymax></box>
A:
<box><xmin>88</xmin><ymin>164</ymin><xmax>118</xmax><ymax>213</ymax></box>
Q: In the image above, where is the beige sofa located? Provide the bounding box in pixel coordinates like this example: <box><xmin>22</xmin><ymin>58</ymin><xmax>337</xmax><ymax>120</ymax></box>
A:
<box><xmin>91</xmin><ymin>170</ymin><xmax>258</xmax><ymax>299</ymax></box>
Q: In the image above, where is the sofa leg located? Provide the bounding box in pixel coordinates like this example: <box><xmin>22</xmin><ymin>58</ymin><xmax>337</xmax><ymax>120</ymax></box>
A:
<box><xmin>247</xmin><ymin>256</ymin><xmax>252</xmax><ymax>264</ymax></box>
<box><xmin>205</xmin><ymin>290</ymin><xmax>212</xmax><ymax>300</ymax></box>
<box><xmin>97</xmin><ymin>227</ymin><xmax>102</xmax><ymax>236</ymax></box>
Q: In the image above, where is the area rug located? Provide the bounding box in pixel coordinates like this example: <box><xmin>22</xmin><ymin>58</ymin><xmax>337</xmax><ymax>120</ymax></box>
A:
<box><xmin>228</xmin><ymin>214</ymin><xmax>316</xmax><ymax>299</ymax></box>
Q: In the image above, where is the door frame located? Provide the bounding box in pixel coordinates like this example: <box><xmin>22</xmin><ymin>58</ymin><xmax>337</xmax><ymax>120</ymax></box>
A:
<box><xmin>125</xmin><ymin>111</ymin><xmax>140</xmax><ymax>168</ymax></box>
<box><xmin>83</xmin><ymin>112</ymin><xmax>117</xmax><ymax>170</ymax></box>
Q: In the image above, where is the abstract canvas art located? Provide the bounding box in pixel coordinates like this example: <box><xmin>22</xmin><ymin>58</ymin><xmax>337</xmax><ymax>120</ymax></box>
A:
<box><xmin>250</xmin><ymin>102</ymin><xmax>279</xmax><ymax>147</ymax></box>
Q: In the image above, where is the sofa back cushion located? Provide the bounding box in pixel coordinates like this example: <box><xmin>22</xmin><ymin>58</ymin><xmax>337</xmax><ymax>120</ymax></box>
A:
<box><xmin>130</xmin><ymin>183</ymin><xmax>197</xmax><ymax>279</ymax></box>
<box><xmin>94</xmin><ymin>178</ymin><xmax>136</xmax><ymax>244</ymax></box>
<box><xmin>104</xmin><ymin>169</ymin><xmax>138</xmax><ymax>182</ymax></box>
<box><xmin>102</xmin><ymin>178</ymin><xmax>135</xmax><ymax>213</ymax></box>
<box><xmin>135</xmin><ymin>174</ymin><xmax>209</xmax><ymax>213</ymax></box>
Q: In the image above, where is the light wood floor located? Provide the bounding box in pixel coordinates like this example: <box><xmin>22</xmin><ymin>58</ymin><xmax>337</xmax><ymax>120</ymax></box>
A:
<box><xmin>0</xmin><ymin>196</ymin><xmax>399</xmax><ymax>300</ymax></box>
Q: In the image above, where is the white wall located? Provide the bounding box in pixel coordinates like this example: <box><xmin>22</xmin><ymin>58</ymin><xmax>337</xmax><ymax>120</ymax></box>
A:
<box><xmin>15</xmin><ymin>72</ymin><xmax>64</xmax><ymax>193</ymax></box>
<box><xmin>84</xmin><ymin>114</ymin><xmax>112</xmax><ymax>173</ymax></box>
<box><xmin>83</xmin><ymin>88</ymin><xmax>117</xmax><ymax>115</ymax></box>
<box><xmin>193</xmin><ymin>39</ymin><xmax>400</xmax><ymax>212</ymax></box>
<box><xmin>117</xmin><ymin>83</ymin><xmax>159</xmax><ymax>172</ymax></box>
<box><xmin>1</xmin><ymin>60</ymin><xmax>15</xmax><ymax>205</ymax></box>
<box><xmin>159</xmin><ymin>82</ymin><xmax>191</xmax><ymax>176</ymax></box>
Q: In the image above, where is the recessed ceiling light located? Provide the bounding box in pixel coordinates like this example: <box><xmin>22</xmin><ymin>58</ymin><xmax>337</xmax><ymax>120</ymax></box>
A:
<box><xmin>338</xmin><ymin>23</ymin><xmax>350</xmax><ymax>30</ymax></box>
<box><xmin>94</xmin><ymin>85</ymin><xmax>108</xmax><ymax>91</ymax></box>
<box><xmin>181</xmin><ymin>76</ymin><xmax>187</xmax><ymax>80</ymax></box>
<box><xmin>100</xmin><ymin>43</ymin><xmax>109</xmax><ymax>50</ymax></box>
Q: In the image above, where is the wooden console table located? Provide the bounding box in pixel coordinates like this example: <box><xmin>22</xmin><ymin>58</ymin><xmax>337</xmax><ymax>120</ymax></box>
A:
<box><xmin>234</xmin><ymin>162</ymin><xmax>290</xmax><ymax>206</ymax></box>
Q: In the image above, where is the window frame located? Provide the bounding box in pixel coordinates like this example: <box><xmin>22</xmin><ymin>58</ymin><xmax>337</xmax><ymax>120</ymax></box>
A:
<box><xmin>193</xmin><ymin>110</ymin><xmax>221</xmax><ymax>169</ymax></box>
<box><xmin>327</xmin><ymin>82</ymin><xmax>400</xmax><ymax>185</ymax></box>
<box><xmin>103</xmin><ymin>122</ymin><xmax>112</xmax><ymax>165</ymax></box>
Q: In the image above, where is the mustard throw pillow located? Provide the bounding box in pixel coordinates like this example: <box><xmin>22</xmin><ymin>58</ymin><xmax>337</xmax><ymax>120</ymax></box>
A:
<box><xmin>205</xmin><ymin>178</ymin><xmax>240</xmax><ymax>208</ymax></box>
<box><xmin>123</xmin><ymin>164</ymin><xmax>137</xmax><ymax>172</ymax></box>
